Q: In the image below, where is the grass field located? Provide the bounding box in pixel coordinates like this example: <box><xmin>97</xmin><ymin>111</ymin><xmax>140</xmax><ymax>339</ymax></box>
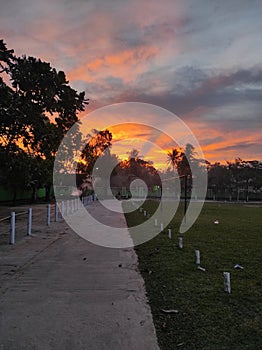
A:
<box><xmin>124</xmin><ymin>201</ymin><xmax>262</xmax><ymax>350</ymax></box>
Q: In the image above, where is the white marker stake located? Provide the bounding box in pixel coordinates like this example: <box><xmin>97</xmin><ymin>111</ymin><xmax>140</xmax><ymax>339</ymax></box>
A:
<box><xmin>195</xmin><ymin>250</ymin><xmax>200</xmax><ymax>265</ymax></box>
<box><xmin>10</xmin><ymin>212</ymin><xmax>15</xmax><ymax>244</ymax></box>
<box><xmin>61</xmin><ymin>201</ymin><xmax>65</xmax><ymax>218</ymax></box>
<box><xmin>55</xmin><ymin>203</ymin><xmax>59</xmax><ymax>222</ymax></box>
<box><xmin>223</xmin><ymin>272</ymin><xmax>231</xmax><ymax>293</ymax></box>
<box><xmin>47</xmin><ymin>204</ymin><xmax>51</xmax><ymax>226</ymax></box>
<box><xmin>144</xmin><ymin>210</ymin><xmax>147</xmax><ymax>217</ymax></box>
<box><xmin>27</xmin><ymin>208</ymin><xmax>32</xmax><ymax>235</ymax></box>
<box><xmin>160</xmin><ymin>223</ymin><xmax>164</xmax><ymax>231</ymax></box>
<box><xmin>178</xmin><ymin>237</ymin><xmax>183</xmax><ymax>249</ymax></box>
<box><xmin>154</xmin><ymin>218</ymin><xmax>158</xmax><ymax>226</ymax></box>
<box><xmin>168</xmin><ymin>229</ymin><xmax>172</xmax><ymax>239</ymax></box>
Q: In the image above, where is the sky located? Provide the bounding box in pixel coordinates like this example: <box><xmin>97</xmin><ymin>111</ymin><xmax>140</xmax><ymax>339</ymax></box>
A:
<box><xmin>1</xmin><ymin>0</ymin><xmax>261</xmax><ymax>168</ymax></box>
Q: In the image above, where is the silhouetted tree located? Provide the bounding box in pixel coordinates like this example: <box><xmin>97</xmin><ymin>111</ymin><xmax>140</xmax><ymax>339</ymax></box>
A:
<box><xmin>0</xmin><ymin>40</ymin><xmax>88</xmax><ymax>202</ymax></box>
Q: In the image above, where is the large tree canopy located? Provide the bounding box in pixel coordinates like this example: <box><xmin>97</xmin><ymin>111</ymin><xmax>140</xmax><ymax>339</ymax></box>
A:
<box><xmin>0</xmin><ymin>40</ymin><xmax>88</xmax><ymax>202</ymax></box>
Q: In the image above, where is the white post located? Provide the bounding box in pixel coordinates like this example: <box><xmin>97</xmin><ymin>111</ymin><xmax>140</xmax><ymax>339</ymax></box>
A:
<box><xmin>65</xmin><ymin>199</ymin><xmax>69</xmax><ymax>216</ymax></box>
<box><xmin>61</xmin><ymin>201</ymin><xmax>65</xmax><ymax>218</ymax></box>
<box><xmin>178</xmin><ymin>236</ymin><xmax>183</xmax><ymax>249</ymax></box>
<box><xmin>195</xmin><ymin>250</ymin><xmax>200</xmax><ymax>265</ymax></box>
<box><xmin>223</xmin><ymin>272</ymin><xmax>231</xmax><ymax>293</ymax></box>
<box><xmin>27</xmin><ymin>208</ymin><xmax>32</xmax><ymax>235</ymax></box>
<box><xmin>154</xmin><ymin>218</ymin><xmax>158</xmax><ymax>226</ymax></box>
<box><xmin>168</xmin><ymin>228</ymin><xmax>172</xmax><ymax>239</ymax></box>
<box><xmin>160</xmin><ymin>223</ymin><xmax>164</xmax><ymax>231</ymax></box>
<box><xmin>144</xmin><ymin>210</ymin><xmax>147</xmax><ymax>217</ymax></box>
<box><xmin>10</xmin><ymin>211</ymin><xmax>15</xmax><ymax>244</ymax></box>
<box><xmin>55</xmin><ymin>203</ymin><xmax>59</xmax><ymax>222</ymax></box>
<box><xmin>47</xmin><ymin>204</ymin><xmax>51</xmax><ymax>226</ymax></box>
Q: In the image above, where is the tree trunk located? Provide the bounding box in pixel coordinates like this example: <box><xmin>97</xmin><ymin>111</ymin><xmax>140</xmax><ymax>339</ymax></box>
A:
<box><xmin>12</xmin><ymin>188</ymin><xmax>17</xmax><ymax>205</ymax></box>
<box><xmin>31</xmin><ymin>186</ymin><xmax>37</xmax><ymax>203</ymax></box>
<box><xmin>45</xmin><ymin>184</ymin><xmax>51</xmax><ymax>202</ymax></box>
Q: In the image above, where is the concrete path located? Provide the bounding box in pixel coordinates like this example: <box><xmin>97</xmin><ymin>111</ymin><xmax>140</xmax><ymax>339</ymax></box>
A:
<box><xmin>0</xmin><ymin>201</ymin><xmax>159</xmax><ymax>350</ymax></box>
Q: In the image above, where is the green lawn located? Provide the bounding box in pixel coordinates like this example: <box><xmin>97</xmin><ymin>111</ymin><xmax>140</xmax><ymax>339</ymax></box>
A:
<box><xmin>124</xmin><ymin>201</ymin><xmax>262</xmax><ymax>350</ymax></box>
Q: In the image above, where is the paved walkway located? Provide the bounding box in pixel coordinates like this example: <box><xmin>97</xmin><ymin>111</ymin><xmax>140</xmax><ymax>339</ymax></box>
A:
<box><xmin>0</xmin><ymin>201</ymin><xmax>159</xmax><ymax>350</ymax></box>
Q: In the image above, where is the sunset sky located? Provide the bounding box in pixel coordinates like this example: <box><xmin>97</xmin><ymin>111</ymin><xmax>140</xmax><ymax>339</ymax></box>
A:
<box><xmin>1</xmin><ymin>0</ymin><xmax>261</xmax><ymax>167</ymax></box>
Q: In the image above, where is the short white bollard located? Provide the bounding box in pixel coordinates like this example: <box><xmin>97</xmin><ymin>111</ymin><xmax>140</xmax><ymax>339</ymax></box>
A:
<box><xmin>160</xmin><ymin>223</ymin><xmax>164</xmax><ymax>231</ymax></box>
<box><xmin>27</xmin><ymin>208</ymin><xmax>32</xmax><ymax>235</ymax></box>
<box><xmin>55</xmin><ymin>203</ymin><xmax>59</xmax><ymax>222</ymax></box>
<box><xmin>168</xmin><ymin>228</ymin><xmax>172</xmax><ymax>239</ymax></box>
<box><xmin>195</xmin><ymin>250</ymin><xmax>200</xmax><ymax>265</ymax></box>
<box><xmin>10</xmin><ymin>212</ymin><xmax>15</xmax><ymax>244</ymax></box>
<box><xmin>154</xmin><ymin>218</ymin><xmax>158</xmax><ymax>226</ymax></box>
<box><xmin>223</xmin><ymin>272</ymin><xmax>231</xmax><ymax>293</ymax></box>
<box><xmin>47</xmin><ymin>204</ymin><xmax>51</xmax><ymax>226</ymax></box>
<box><xmin>144</xmin><ymin>210</ymin><xmax>147</xmax><ymax>217</ymax></box>
<box><xmin>61</xmin><ymin>201</ymin><xmax>65</xmax><ymax>218</ymax></box>
<box><xmin>178</xmin><ymin>236</ymin><xmax>183</xmax><ymax>249</ymax></box>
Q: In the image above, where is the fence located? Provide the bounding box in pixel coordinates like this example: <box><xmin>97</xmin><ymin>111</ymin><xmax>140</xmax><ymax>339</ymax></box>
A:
<box><xmin>0</xmin><ymin>195</ymin><xmax>95</xmax><ymax>246</ymax></box>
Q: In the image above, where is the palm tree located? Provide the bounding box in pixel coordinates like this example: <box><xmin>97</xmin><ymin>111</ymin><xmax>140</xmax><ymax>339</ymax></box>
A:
<box><xmin>167</xmin><ymin>148</ymin><xmax>182</xmax><ymax>174</ymax></box>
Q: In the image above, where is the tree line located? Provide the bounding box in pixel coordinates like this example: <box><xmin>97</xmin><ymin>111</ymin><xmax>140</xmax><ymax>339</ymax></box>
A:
<box><xmin>166</xmin><ymin>145</ymin><xmax>262</xmax><ymax>200</ymax></box>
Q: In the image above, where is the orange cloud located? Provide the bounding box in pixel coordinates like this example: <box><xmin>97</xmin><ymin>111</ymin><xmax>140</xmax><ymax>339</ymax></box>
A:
<box><xmin>68</xmin><ymin>45</ymin><xmax>158</xmax><ymax>84</ymax></box>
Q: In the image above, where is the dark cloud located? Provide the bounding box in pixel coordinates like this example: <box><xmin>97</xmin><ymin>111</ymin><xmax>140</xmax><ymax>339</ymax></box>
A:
<box><xmin>215</xmin><ymin>139</ymin><xmax>262</xmax><ymax>152</ymax></box>
<box><xmin>199</xmin><ymin>136</ymin><xmax>225</xmax><ymax>146</ymax></box>
<box><xmin>100</xmin><ymin>65</ymin><xmax>262</xmax><ymax>119</ymax></box>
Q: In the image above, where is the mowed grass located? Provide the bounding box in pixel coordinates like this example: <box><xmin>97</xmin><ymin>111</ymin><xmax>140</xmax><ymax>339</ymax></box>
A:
<box><xmin>124</xmin><ymin>201</ymin><xmax>262</xmax><ymax>350</ymax></box>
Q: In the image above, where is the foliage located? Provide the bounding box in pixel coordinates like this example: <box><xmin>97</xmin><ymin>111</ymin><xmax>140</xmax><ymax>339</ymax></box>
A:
<box><xmin>77</xmin><ymin>129</ymin><xmax>113</xmax><ymax>175</ymax></box>
<box><xmin>110</xmin><ymin>148</ymin><xmax>161</xmax><ymax>190</ymax></box>
<box><xmin>208</xmin><ymin>159</ymin><xmax>262</xmax><ymax>200</ymax></box>
<box><xmin>0</xmin><ymin>40</ymin><xmax>88</xmax><ymax>201</ymax></box>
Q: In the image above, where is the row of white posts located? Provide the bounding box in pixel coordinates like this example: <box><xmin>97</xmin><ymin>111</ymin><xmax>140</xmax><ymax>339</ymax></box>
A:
<box><xmin>139</xmin><ymin>206</ymin><xmax>231</xmax><ymax>294</ymax></box>
<box><xmin>9</xmin><ymin>195</ymin><xmax>95</xmax><ymax>245</ymax></box>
